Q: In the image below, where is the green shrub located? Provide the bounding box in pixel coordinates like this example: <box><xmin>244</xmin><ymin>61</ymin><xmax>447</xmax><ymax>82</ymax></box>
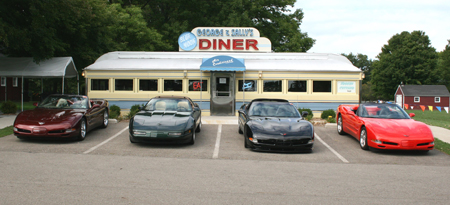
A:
<box><xmin>321</xmin><ymin>109</ymin><xmax>336</xmax><ymax>120</ymax></box>
<box><xmin>126</xmin><ymin>104</ymin><xmax>143</xmax><ymax>119</ymax></box>
<box><xmin>298</xmin><ymin>108</ymin><xmax>313</xmax><ymax>121</ymax></box>
<box><xmin>109</xmin><ymin>105</ymin><xmax>121</xmax><ymax>119</ymax></box>
<box><xmin>0</xmin><ymin>101</ymin><xmax>17</xmax><ymax>114</ymax></box>
<box><xmin>327</xmin><ymin>117</ymin><xmax>336</xmax><ymax>123</ymax></box>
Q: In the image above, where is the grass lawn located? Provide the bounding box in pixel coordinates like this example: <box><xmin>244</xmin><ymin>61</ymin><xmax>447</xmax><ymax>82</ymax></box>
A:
<box><xmin>406</xmin><ymin>110</ymin><xmax>450</xmax><ymax>155</ymax></box>
<box><xmin>0</xmin><ymin>126</ymin><xmax>13</xmax><ymax>138</ymax></box>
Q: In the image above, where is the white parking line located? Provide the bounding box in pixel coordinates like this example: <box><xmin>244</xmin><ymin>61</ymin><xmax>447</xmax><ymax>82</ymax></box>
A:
<box><xmin>83</xmin><ymin>126</ymin><xmax>129</xmax><ymax>154</ymax></box>
<box><xmin>315</xmin><ymin>133</ymin><xmax>349</xmax><ymax>163</ymax></box>
<box><xmin>212</xmin><ymin>124</ymin><xmax>222</xmax><ymax>159</ymax></box>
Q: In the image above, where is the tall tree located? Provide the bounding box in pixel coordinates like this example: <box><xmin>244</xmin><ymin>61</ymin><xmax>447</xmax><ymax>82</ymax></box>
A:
<box><xmin>0</xmin><ymin>0</ymin><xmax>171</xmax><ymax>68</ymax></box>
<box><xmin>342</xmin><ymin>53</ymin><xmax>372</xmax><ymax>84</ymax></box>
<box><xmin>123</xmin><ymin>0</ymin><xmax>315</xmax><ymax>52</ymax></box>
<box><xmin>435</xmin><ymin>40</ymin><xmax>450</xmax><ymax>90</ymax></box>
<box><xmin>370</xmin><ymin>31</ymin><xmax>438</xmax><ymax>100</ymax></box>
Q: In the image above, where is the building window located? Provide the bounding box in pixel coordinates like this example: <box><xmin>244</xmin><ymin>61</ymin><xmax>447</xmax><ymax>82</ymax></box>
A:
<box><xmin>263</xmin><ymin>80</ymin><xmax>282</xmax><ymax>92</ymax></box>
<box><xmin>164</xmin><ymin>79</ymin><xmax>183</xmax><ymax>91</ymax></box>
<box><xmin>139</xmin><ymin>79</ymin><xmax>158</xmax><ymax>91</ymax></box>
<box><xmin>435</xmin><ymin>97</ymin><xmax>440</xmax><ymax>103</ymax></box>
<box><xmin>288</xmin><ymin>80</ymin><xmax>307</xmax><ymax>92</ymax></box>
<box><xmin>189</xmin><ymin>80</ymin><xmax>208</xmax><ymax>91</ymax></box>
<box><xmin>313</xmin><ymin>81</ymin><xmax>331</xmax><ymax>92</ymax></box>
<box><xmin>414</xmin><ymin>97</ymin><xmax>420</xmax><ymax>102</ymax></box>
<box><xmin>238</xmin><ymin>80</ymin><xmax>257</xmax><ymax>92</ymax></box>
<box><xmin>91</xmin><ymin>79</ymin><xmax>109</xmax><ymax>91</ymax></box>
<box><xmin>1</xmin><ymin>77</ymin><xmax>5</xmax><ymax>86</ymax></box>
<box><xmin>115</xmin><ymin>79</ymin><xmax>133</xmax><ymax>91</ymax></box>
<box><xmin>13</xmin><ymin>77</ymin><xmax>18</xmax><ymax>87</ymax></box>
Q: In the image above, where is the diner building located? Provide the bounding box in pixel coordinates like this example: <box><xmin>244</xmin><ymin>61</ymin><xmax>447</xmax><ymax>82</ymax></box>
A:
<box><xmin>84</xmin><ymin>27</ymin><xmax>363</xmax><ymax>116</ymax></box>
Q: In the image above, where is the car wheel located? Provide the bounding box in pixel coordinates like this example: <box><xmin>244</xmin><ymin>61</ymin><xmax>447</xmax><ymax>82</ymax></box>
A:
<box><xmin>189</xmin><ymin>128</ymin><xmax>196</xmax><ymax>145</ymax></box>
<box><xmin>360</xmin><ymin>127</ymin><xmax>369</xmax><ymax>150</ymax></box>
<box><xmin>77</xmin><ymin>118</ymin><xmax>87</xmax><ymax>141</ymax></box>
<box><xmin>238</xmin><ymin>125</ymin><xmax>243</xmax><ymax>134</ymax></box>
<box><xmin>337</xmin><ymin>115</ymin><xmax>346</xmax><ymax>135</ymax></box>
<box><xmin>244</xmin><ymin>137</ymin><xmax>250</xmax><ymax>148</ymax></box>
<box><xmin>195</xmin><ymin>118</ymin><xmax>202</xmax><ymax>133</ymax></box>
<box><xmin>101</xmin><ymin>111</ymin><xmax>109</xmax><ymax>128</ymax></box>
<box><xmin>129</xmin><ymin>134</ymin><xmax>136</xmax><ymax>143</ymax></box>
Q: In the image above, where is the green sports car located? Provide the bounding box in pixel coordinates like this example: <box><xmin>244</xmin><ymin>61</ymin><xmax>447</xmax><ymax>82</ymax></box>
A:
<box><xmin>129</xmin><ymin>96</ymin><xmax>202</xmax><ymax>145</ymax></box>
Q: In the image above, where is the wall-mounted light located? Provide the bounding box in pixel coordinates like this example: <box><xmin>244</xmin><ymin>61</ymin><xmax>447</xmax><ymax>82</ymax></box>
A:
<box><xmin>81</xmin><ymin>71</ymin><xmax>85</xmax><ymax>77</ymax></box>
<box><xmin>184</xmin><ymin>70</ymin><xmax>187</xmax><ymax>78</ymax></box>
<box><xmin>362</xmin><ymin>73</ymin><xmax>365</xmax><ymax>79</ymax></box>
<box><xmin>258</xmin><ymin>72</ymin><xmax>262</xmax><ymax>79</ymax></box>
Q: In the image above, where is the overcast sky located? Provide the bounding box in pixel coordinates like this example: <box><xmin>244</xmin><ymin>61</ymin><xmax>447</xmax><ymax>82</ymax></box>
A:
<box><xmin>293</xmin><ymin>0</ymin><xmax>450</xmax><ymax>60</ymax></box>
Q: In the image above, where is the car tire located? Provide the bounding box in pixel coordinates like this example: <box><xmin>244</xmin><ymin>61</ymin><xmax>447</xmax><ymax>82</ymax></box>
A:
<box><xmin>101</xmin><ymin>111</ymin><xmax>109</xmax><ymax>128</ymax></box>
<box><xmin>77</xmin><ymin>118</ymin><xmax>87</xmax><ymax>141</ymax></box>
<box><xmin>195</xmin><ymin>118</ymin><xmax>201</xmax><ymax>133</ymax></box>
<box><xmin>360</xmin><ymin>127</ymin><xmax>369</xmax><ymax>150</ymax></box>
<box><xmin>244</xmin><ymin>137</ymin><xmax>249</xmax><ymax>148</ymax></box>
<box><xmin>238</xmin><ymin>125</ymin><xmax>243</xmax><ymax>134</ymax></box>
<box><xmin>188</xmin><ymin>128</ymin><xmax>196</xmax><ymax>145</ymax></box>
<box><xmin>129</xmin><ymin>134</ymin><xmax>136</xmax><ymax>143</ymax></box>
<box><xmin>337</xmin><ymin>115</ymin><xmax>346</xmax><ymax>135</ymax></box>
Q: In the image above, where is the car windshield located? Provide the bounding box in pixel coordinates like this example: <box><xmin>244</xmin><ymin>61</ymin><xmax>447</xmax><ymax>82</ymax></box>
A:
<box><xmin>249</xmin><ymin>102</ymin><xmax>300</xmax><ymax>118</ymax></box>
<box><xmin>359</xmin><ymin>104</ymin><xmax>410</xmax><ymax>119</ymax></box>
<box><xmin>38</xmin><ymin>95</ymin><xmax>88</xmax><ymax>109</ymax></box>
<box><xmin>143</xmin><ymin>98</ymin><xmax>192</xmax><ymax>112</ymax></box>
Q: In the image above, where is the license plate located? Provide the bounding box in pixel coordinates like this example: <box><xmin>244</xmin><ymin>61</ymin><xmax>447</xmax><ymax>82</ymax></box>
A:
<box><xmin>150</xmin><ymin>132</ymin><xmax>158</xmax><ymax>137</ymax></box>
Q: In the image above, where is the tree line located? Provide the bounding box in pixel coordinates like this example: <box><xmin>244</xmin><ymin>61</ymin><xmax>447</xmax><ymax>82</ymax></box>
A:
<box><xmin>1</xmin><ymin>0</ymin><xmax>448</xmax><ymax>100</ymax></box>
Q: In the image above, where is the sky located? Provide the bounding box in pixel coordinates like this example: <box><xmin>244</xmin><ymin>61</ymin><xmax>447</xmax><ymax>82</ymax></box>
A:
<box><xmin>293</xmin><ymin>0</ymin><xmax>450</xmax><ymax>60</ymax></box>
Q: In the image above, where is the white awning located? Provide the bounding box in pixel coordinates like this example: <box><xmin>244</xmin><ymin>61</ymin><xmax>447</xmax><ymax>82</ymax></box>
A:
<box><xmin>0</xmin><ymin>57</ymin><xmax>78</xmax><ymax>78</ymax></box>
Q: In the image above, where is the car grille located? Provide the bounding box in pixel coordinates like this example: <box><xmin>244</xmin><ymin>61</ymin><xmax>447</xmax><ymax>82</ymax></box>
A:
<box><xmin>258</xmin><ymin>139</ymin><xmax>310</xmax><ymax>146</ymax></box>
<box><xmin>382</xmin><ymin>141</ymin><xmax>398</xmax><ymax>146</ymax></box>
<box><xmin>48</xmin><ymin>130</ymin><xmax>66</xmax><ymax>134</ymax></box>
<box><xmin>17</xmin><ymin>128</ymin><xmax>31</xmax><ymax>133</ymax></box>
<box><xmin>417</xmin><ymin>142</ymin><xmax>430</xmax><ymax>146</ymax></box>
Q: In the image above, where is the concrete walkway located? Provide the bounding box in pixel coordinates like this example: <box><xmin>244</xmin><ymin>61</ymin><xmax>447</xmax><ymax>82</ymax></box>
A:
<box><xmin>2</xmin><ymin>114</ymin><xmax>450</xmax><ymax>145</ymax></box>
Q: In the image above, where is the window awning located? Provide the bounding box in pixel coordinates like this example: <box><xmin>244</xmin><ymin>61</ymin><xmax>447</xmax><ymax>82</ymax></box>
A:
<box><xmin>200</xmin><ymin>55</ymin><xmax>245</xmax><ymax>71</ymax></box>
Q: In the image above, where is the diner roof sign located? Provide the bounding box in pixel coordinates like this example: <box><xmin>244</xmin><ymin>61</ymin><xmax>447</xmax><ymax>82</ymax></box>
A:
<box><xmin>178</xmin><ymin>27</ymin><xmax>272</xmax><ymax>52</ymax></box>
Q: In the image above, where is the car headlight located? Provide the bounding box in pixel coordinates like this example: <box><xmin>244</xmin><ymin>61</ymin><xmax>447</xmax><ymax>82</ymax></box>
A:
<box><xmin>13</xmin><ymin>127</ymin><xmax>18</xmax><ymax>132</ymax></box>
<box><xmin>169</xmin><ymin>132</ymin><xmax>182</xmax><ymax>136</ymax></box>
<box><xmin>430</xmin><ymin>141</ymin><xmax>435</xmax><ymax>145</ymax></box>
<box><xmin>371</xmin><ymin>139</ymin><xmax>382</xmax><ymax>144</ymax></box>
<box><xmin>65</xmin><ymin>128</ymin><xmax>76</xmax><ymax>133</ymax></box>
<box><xmin>133</xmin><ymin>131</ymin><xmax>147</xmax><ymax>136</ymax></box>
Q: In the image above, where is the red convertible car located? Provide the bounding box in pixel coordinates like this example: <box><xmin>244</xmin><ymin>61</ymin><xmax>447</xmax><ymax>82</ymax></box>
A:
<box><xmin>14</xmin><ymin>94</ymin><xmax>109</xmax><ymax>141</ymax></box>
<box><xmin>336</xmin><ymin>103</ymin><xmax>434</xmax><ymax>151</ymax></box>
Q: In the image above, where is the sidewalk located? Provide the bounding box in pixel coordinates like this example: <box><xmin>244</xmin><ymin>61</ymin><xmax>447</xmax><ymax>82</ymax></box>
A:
<box><xmin>2</xmin><ymin>114</ymin><xmax>450</xmax><ymax>145</ymax></box>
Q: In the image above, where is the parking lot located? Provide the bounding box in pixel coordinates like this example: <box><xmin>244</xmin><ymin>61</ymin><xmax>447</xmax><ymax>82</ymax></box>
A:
<box><xmin>2</xmin><ymin>121</ymin><xmax>450</xmax><ymax>204</ymax></box>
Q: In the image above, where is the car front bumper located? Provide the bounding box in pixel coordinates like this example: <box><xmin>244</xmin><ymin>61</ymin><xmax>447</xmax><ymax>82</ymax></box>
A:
<box><xmin>247</xmin><ymin>136</ymin><xmax>314</xmax><ymax>152</ymax></box>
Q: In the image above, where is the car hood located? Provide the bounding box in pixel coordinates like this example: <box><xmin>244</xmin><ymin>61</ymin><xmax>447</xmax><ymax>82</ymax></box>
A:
<box><xmin>248</xmin><ymin>117</ymin><xmax>313</xmax><ymax>136</ymax></box>
<box><xmin>132</xmin><ymin>111</ymin><xmax>192</xmax><ymax>131</ymax></box>
<box><xmin>364</xmin><ymin>118</ymin><xmax>433</xmax><ymax>138</ymax></box>
<box><xmin>14</xmin><ymin>108</ymin><xmax>85</xmax><ymax>126</ymax></box>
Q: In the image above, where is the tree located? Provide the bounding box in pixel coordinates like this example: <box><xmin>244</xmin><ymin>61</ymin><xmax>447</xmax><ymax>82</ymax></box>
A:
<box><xmin>122</xmin><ymin>0</ymin><xmax>315</xmax><ymax>52</ymax></box>
<box><xmin>370</xmin><ymin>31</ymin><xmax>438</xmax><ymax>100</ymax></box>
<box><xmin>0</xmin><ymin>0</ymin><xmax>171</xmax><ymax>68</ymax></box>
<box><xmin>342</xmin><ymin>53</ymin><xmax>372</xmax><ymax>84</ymax></box>
<box><xmin>435</xmin><ymin>40</ymin><xmax>450</xmax><ymax>90</ymax></box>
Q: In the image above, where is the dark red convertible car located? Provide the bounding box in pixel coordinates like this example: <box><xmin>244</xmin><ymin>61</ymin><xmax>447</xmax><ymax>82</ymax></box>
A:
<box><xmin>336</xmin><ymin>103</ymin><xmax>434</xmax><ymax>151</ymax></box>
<box><xmin>14</xmin><ymin>94</ymin><xmax>109</xmax><ymax>141</ymax></box>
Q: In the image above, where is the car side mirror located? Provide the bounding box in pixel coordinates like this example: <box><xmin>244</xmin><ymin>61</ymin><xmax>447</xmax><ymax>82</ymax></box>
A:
<box><xmin>92</xmin><ymin>104</ymin><xmax>100</xmax><ymax>109</ymax></box>
<box><xmin>194</xmin><ymin>107</ymin><xmax>201</xmax><ymax>111</ymax></box>
<box><xmin>302</xmin><ymin>111</ymin><xmax>309</xmax><ymax>117</ymax></box>
<box><xmin>409</xmin><ymin>113</ymin><xmax>415</xmax><ymax>118</ymax></box>
<box><xmin>194</xmin><ymin>103</ymin><xmax>199</xmax><ymax>107</ymax></box>
<box><xmin>240</xmin><ymin>104</ymin><xmax>247</xmax><ymax>110</ymax></box>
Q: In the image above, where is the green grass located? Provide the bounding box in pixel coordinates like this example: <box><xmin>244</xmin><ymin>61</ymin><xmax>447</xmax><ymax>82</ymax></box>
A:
<box><xmin>0</xmin><ymin>126</ymin><xmax>13</xmax><ymax>138</ymax></box>
<box><xmin>406</xmin><ymin>110</ymin><xmax>450</xmax><ymax>154</ymax></box>
<box><xmin>13</xmin><ymin>101</ymin><xmax>38</xmax><ymax>111</ymax></box>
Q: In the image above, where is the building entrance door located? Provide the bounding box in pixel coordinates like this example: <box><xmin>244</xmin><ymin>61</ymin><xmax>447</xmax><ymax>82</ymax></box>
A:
<box><xmin>210</xmin><ymin>72</ymin><xmax>235</xmax><ymax>116</ymax></box>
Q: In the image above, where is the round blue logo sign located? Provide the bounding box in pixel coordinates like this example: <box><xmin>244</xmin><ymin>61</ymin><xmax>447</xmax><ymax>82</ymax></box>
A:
<box><xmin>178</xmin><ymin>32</ymin><xmax>197</xmax><ymax>51</ymax></box>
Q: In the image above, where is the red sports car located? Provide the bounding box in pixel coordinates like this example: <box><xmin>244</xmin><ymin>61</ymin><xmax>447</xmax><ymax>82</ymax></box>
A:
<box><xmin>336</xmin><ymin>103</ymin><xmax>434</xmax><ymax>151</ymax></box>
<box><xmin>14</xmin><ymin>94</ymin><xmax>109</xmax><ymax>141</ymax></box>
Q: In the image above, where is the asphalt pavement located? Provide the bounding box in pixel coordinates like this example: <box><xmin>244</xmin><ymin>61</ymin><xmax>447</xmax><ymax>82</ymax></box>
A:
<box><xmin>2</xmin><ymin>113</ymin><xmax>450</xmax><ymax>144</ymax></box>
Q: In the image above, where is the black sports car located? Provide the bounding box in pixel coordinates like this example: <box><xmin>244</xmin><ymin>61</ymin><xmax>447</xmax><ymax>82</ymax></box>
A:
<box><xmin>238</xmin><ymin>98</ymin><xmax>314</xmax><ymax>152</ymax></box>
<box><xmin>129</xmin><ymin>96</ymin><xmax>202</xmax><ymax>145</ymax></box>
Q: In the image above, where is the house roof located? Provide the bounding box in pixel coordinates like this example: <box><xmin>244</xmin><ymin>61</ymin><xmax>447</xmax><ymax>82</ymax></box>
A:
<box><xmin>0</xmin><ymin>56</ymin><xmax>78</xmax><ymax>78</ymax></box>
<box><xmin>400</xmin><ymin>85</ymin><xmax>450</xmax><ymax>97</ymax></box>
<box><xmin>84</xmin><ymin>51</ymin><xmax>362</xmax><ymax>73</ymax></box>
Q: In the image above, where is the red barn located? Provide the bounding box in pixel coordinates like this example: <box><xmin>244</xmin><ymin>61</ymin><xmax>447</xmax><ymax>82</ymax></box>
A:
<box><xmin>395</xmin><ymin>85</ymin><xmax>450</xmax><ymax>110</ymax></box>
